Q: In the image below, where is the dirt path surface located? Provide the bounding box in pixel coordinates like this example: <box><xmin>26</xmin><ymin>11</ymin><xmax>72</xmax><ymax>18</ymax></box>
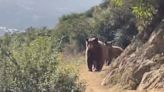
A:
<box><xmin>78</xmin><ymin>64</ymin><xmax>164</xmax><ymax>92</ymax></box>
<box><xmin>79</xmin><ymin>65</ymin><xmax>111</xmax><ymax>92</ymax></box>
<box><xmin>72</xmin><ymin>55</ymin><xmax>164</xmax><ymax>92</ymax></box>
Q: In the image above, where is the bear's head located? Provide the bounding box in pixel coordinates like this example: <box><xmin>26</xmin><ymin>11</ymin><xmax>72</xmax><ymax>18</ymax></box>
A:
<box><xmin>86</xmin><ymin>37</ymin><xmax>99</xmax><ymax>50</ymax></box>
<box><xmin>105</xmin><ymin>41</ymin><xmax>113</xmax><ymax>55</ymax></box>
<box><xmin>105</xmin><ymin>41</ymin><xmax>112</xmax><ymax>48</ymax></box>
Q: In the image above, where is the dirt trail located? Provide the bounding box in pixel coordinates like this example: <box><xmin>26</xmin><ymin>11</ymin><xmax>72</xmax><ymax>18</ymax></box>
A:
<box><xmin>78</xmin><ymin>65</ymin><xmax>145</xmax><ymax>92</ymax></box>
<box><xmin>79</xmin><ymin>65</ymin><xmax>111</xmax><ymax>92</ymax></box>
<box><xmin>79</xmin><ymin>64</ymin><xmax>164</xmax><ymax>92</ymax></box>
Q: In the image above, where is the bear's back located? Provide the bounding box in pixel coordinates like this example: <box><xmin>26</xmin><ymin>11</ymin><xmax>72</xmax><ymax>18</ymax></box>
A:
<box><xmin>112</xmin><ymin>46</ymin><xmax>123</xmax><ymax>58</ymax></box>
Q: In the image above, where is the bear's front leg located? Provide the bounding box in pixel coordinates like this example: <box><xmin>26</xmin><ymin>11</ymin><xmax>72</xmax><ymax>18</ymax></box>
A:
<box><xmin>95</xmin><ymin>60</ymin><xmax>102</xmax><ymax>72</ymax></box>
<box><xmin>106</xmin><ymin>57</ymin><xmax>112</xmax><ymax>66</ymax></box>
<box><xmin>105</xmin><ymin>59</ymin><xmax>109</xmax><ymax>66</ymax></box>
<box><xmin>87</xmin><ymin>57</ymin><xmax>93</xmax><ymax>72</ymax></box>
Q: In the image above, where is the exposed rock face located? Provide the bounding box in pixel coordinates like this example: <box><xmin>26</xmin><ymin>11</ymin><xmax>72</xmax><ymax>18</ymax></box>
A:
<box><xmin>101</xmin><ymin>22</ymin><xmax>164</xmax><ymax>90</ymax></box>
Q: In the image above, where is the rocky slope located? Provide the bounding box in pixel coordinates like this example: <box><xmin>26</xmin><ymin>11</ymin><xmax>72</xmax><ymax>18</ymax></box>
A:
<box><xmin>101</xmin><ymin>21</ymin><xmax>164</xmax><ymax>91</ymax></box>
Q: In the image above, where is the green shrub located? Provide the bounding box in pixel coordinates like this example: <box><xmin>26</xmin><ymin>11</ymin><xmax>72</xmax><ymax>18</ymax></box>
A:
<box><xmin>54</xmin><ymin>65</ymin><xmax>85</xmax><ymax>92</ymax></box>
<box><xmin>0</xmin><ymin>34</ymin><xmax>85</xmax><ymax>92</ymax></box>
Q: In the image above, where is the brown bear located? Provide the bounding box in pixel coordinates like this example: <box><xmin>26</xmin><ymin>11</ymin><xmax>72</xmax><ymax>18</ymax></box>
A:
<box><xmin>105</xmin><ymin>41</ymin><xmax>123</xmax><ymax>65</ymax></box>
<box><xmin>85</xmin><ymin>37</ymin><xmax>108</xmax><ymax>72</ymax></box>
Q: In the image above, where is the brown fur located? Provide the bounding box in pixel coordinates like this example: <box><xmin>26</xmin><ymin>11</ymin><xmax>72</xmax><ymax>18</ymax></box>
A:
<box><xmin>85</xmin><ymin>37</ymin><xmax>107</xmax><ymax>72</ymax></box>
<box><xmin>105</xmin><ymin>42</ymin><xmax>123</xmax><ymax>65</ymax></box>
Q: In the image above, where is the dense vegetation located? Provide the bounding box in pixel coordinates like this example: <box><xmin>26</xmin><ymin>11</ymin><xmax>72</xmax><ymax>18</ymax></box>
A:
<box><xmin>0</xmin><ymin>0</ymin><xmax>163</xmax><ymax>91</ymax></box>
<box><xmin>55</xmin><ymin>1</ymin><xmax>138</xmax><ymax>51</ymax></box>
<box><xmin>0</xmin><ymin>28</ymin><xmax>85</xmax><ymax>92</ymax></box>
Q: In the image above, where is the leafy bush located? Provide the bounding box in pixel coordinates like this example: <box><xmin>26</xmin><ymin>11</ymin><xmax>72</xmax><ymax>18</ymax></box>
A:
<box><xmin>0</xmin><ymin>33</ymin><xmax>85</xmax><ymax>92</ymax></box>
<box><xmin>54</xmin><ymin>65</ymin><xmax>85</xmax><ymax>92</ymax></box>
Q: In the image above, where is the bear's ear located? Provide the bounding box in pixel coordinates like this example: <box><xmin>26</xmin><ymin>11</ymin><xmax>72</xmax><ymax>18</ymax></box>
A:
<box><xmin>86</xmin><ymin>38</ymin><xmax>89</xmax><ymax>42</ymax></box>
<box><xmin>108</xmin><ymin>42</ymin><xmax>112</xmax><ymax>46</ymax></box>
<box><xmin>106</xmin><ymin>41</ymin><xmax>112</xmax><ymax>46</ymax></box>
<box><xmin>95</xmin><ymin>37</ymin><xmax>98</xmax><ymax>42</ymax></box>
<box><xmin>105</xmin><ymin>41</ymin><xmax>108</xmax><ymax>45</ymax></box>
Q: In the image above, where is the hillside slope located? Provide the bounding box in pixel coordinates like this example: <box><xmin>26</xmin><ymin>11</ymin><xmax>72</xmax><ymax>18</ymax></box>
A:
<box><xmin>102</xmin><ymin>21</ymin><xmax>164</xmax><ymax>91</ymax></box>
